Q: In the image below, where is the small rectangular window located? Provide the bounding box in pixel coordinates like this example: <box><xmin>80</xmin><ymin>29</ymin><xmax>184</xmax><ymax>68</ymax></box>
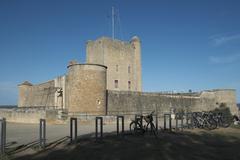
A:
<box><xmin>115</xmin><ymin>80</ymin><xmax>118</xmax><ymax>88</ymax></box>
<box><xmin>128</xmin><ymin>81</ymin><xmax>131</xmax><ymax>90</ymax></box>
<box><xmin>128</xmin><ymin>66</ymin><xmax>131</xmax><ymax>73</ymax></box>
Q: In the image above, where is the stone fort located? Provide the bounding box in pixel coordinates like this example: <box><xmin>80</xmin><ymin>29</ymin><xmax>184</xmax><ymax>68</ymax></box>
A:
<box><xmin>0</xmin><ymin>36</ymin><xmax>238</xmax><ymax>123</ymax></box>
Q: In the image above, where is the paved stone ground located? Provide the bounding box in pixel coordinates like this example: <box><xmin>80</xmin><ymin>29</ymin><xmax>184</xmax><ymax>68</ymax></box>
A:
<box><xmin>5</xmin><ymin>118</ymin><xmax>170</xmax><ymax>146</ymax></box>
<box><xmin>5</xmin><ymin>122</ymin><xmax>120</xmax><ymax>146</ymax></box>
<box><xmin>6</xmin><ymin>127</ymin><xmax>240</xmax><ymax>160</ymax></box>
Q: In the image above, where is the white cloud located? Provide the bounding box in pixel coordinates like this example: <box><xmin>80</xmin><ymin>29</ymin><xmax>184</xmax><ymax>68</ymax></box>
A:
<box><xmin>210</xmin><ymin>34</ymin><xmax>240</xmax><ymax>46</ymax></box>
<box><xmin>209</xmin><ymin>54</ymin><xmax>240</xmax><ymax>64</ymax></box>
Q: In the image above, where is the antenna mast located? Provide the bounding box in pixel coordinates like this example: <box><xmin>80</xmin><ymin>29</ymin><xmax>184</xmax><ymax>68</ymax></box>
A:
<box><xmin>112</xmin><ymin>6</ymin><xmax>115</xmax><ymax>39</ymax></box>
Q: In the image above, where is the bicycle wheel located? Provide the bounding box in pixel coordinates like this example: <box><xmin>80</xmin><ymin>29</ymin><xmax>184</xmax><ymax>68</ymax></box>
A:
<box><xmin>130</xmin><ymin>121</ymin><xmax>144</xmax><ymax>135</ymax></box>
<box><xmin>129</xmin><ymin>121</ymin><xmax>135</xmax><ymax>134</ymax></box>
<box><xmin>206</xmin><ymin>119</ymin><xmax>217</xmax><ymax>130</ymax></box>
<box><xmin>221</xmin><ymin>116</ymin><xmax>232</xmax><ymax>128</ymax></box>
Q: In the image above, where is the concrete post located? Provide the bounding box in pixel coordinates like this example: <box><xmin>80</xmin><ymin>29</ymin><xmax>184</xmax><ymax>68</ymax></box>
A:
<box><xmin>70</xmin><ymin>118</ymin><xmax>77</xmax><ymax>142</ymax></box>
<box><xmin>39</xmin><ymin>119</ymin><xmax>46</xmax><ymax>149</ymax></box>
<box><xmin>95</xmin><ymin>117</ymin><xmax>103</xmax><ymax>141</ymax></box>
<box><xmin>0</xmin><ymin>118</ymin><xmax>6</xmax><ymax>154</ymax></box>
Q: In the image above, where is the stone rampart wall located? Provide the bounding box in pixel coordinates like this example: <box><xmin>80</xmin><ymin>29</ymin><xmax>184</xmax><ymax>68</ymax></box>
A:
<box><xmin>107</xmin><ymin>90</ymin><xmax>238</xmax><ymax>115</ymax></box>
<box><xmin>0</xmin><ymin>107</ymin><xmax>58</xmax><ymax>123</ymax></box>
<box><xmin>18</xmin><ymin>80</ymin><xmax>56</xmax><ymax>107</ymax></box>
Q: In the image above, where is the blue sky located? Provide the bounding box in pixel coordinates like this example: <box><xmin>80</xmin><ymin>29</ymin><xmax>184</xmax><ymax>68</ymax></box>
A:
<box><xmin>0</xmin><ymin>0</ymin><xmax>240</xmax><ymax>104</ymax></box>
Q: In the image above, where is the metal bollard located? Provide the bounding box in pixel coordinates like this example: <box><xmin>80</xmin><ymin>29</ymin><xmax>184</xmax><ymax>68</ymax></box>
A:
<box><xmin>155</xmin><ymin>113</ymin><xmax>158</xmax><ymax>131</ymax></box>
<box><xmin>164</xmin><ymin>114</ymin><xmax>172</xmax><ymax>131</ymax></box>
<box><xmin>186</xmin><ymin>112</ymin><xmax>193</xmax><ymax>129</ymax></box>
<box><xmin>181</xmin><ymin>118</ymin><xmax>183</xmax><ymax>131</ymax></box>
<box><xmin>175</xmin><ymin>113</ymin><xmax>183</xmax><ymax>132</ymax></box>
<box><xmin>39</xmin><ymin>119</ymin><xmax>46</xmax><ymax>149</ymax></box>
<box><xmin>175</xmin><ymin>116</ymin><xmax>178</xmax><ymax>131</ymax></box>
<box><xmin>116</xmin><ymin>116</ymin><xmax>124</xmax><ymax>136</ymax></box>
<box><xmin>95</xmin><ymin>117</ymin><xmax>103</xmax><ymax>141</ymax></box>
<box><xmin>70</xmin><ymin>117</ymin><xmax>77</xmax><ymax>142</ymax></box>
<box><xmin>0</xmin><ymin>118</ymin><xmax>6</xmax><ymax>154</ymax></box>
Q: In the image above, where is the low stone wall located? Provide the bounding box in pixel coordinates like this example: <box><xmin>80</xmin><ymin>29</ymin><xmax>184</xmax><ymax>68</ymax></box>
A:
<box><xmin>0</xmin><ymin>107</ymin><xmax>59</xmax><ymax>123</ymax></box>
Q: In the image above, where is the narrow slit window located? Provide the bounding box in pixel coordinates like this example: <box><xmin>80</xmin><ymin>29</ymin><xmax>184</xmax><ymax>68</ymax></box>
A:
<box><xmin>128</xmin><ymin>81</ymin><xmax>131</xmax><ymax>90</ymax></box>
<box><xmin>116</xmin><ymin>65</ymin><xmax>118</xmax><ymax>72</ymax></box>
<box><xmin>115</xmin><ymin>80</ymin><xmax>118</xmax><ymax>88</ymax></box>
<box><xmin>128</xmin><ymin>66</ymin><xmax>131</xmax><ymax>73</ymax></box>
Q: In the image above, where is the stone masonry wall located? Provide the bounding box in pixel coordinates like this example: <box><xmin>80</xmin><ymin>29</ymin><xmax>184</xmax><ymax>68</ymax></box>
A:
<box><xmin>65</xmin><ymin>64</ymin><xmax>107</xmax><ymax>115</ymax></box>
<box><xmin>86</xmin><ymin>37</ymin><xmax>142</xmax><ymax>91</ymax></box>
<box><xmin>0</xmin><ymin>107</ymin><xmax>58</xmax><ymax>123</ymax></box>
<box><xmin>200</xmin><ymin>89</ymin><xmax>238</xmax><ymax>114</ymax></box>
<box><xmin>107</xmin><ymin>90</ymin><xmax>199</xmax><ymax>115</ymax></box>
<box><xmin>18</xmin><ymin>80</ymin><xmax>55</xmax><ymax>107</ymax></box>
<box><xmin>107</xmin><ymin>89</ymin><xmax>238</xmax><ymax>115</ymax></box>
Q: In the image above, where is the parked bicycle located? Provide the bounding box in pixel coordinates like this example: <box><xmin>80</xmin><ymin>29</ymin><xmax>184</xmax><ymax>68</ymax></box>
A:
<box><xmin>129</xmin><ymin>111</ymin><xmax>157</xmax><ymax>136</ymax></box>
<box><xmin>192</xmin><ymin>112</ymin><xmax>216</xmax><ymax>130</ymax></box>
<box><xmin>192</xmin><ymin>111</ymin><xmax>232</xmax><ymax>130</ymax></box>
<box><xmin>211</xmin><ymin>112</ymin><xmax>232</xmax><ymax>128</ymax></box>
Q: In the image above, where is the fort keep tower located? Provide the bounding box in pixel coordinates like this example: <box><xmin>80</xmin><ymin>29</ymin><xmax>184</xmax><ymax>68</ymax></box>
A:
<box><xmin>86</xmin><ymin>36</ymin><xmax>142</xmax><ymax>91</ymax></box>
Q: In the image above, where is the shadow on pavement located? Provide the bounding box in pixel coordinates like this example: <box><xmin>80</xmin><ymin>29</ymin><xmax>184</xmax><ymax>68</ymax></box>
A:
<box><xmin>13</xmin><ymin>128</ymin><xmax>240</xmax><ymax>160</ymax></box>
